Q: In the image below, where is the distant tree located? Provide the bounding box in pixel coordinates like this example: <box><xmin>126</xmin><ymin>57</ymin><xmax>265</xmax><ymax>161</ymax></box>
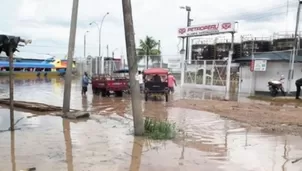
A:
<box><xmin>136</xmin><ymin>36</ymin><xmax>161</xmax><ymax>68</ymax></box>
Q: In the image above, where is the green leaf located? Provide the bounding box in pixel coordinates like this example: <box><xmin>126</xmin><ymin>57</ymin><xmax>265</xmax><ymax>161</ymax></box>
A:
<box><xmin>137</xmin><ymin>36</ymin><xmax>162</xmax><ymax>65</ymax></box>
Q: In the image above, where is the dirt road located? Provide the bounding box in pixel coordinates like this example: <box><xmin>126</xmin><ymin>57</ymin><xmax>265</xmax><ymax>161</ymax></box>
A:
<box><xmin>171</xmin><ymin>99</ymin><xmax>302</xmax><ymax>135</ymax></box>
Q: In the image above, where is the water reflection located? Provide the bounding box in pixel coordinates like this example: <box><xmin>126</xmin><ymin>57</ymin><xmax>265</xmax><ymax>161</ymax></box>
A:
<box><xmin>282</xmin><ymin>138</ymin><xmax>290</xmax><ymax>171</ymax></box>
<box><xmin>63</xmin><ymin>119</ymin><xmax>74</xmax><ymax>171</ymax></box>
<box><xmin>143</xmin><ymin>102</ymin><xmax>168</xmax><ymax>121</ymax></box>
<box><xmin>10</xmin><ymin>131</ymin><xmax>16</xmax><ymax>171</ymax></box>
<box><xmin>0</xmin><ymin>108</ymin><xmax>302</xmax><ymax>170</ymax></box>
<box><xmin>129</xmin><ymin>137</ymin><xmax>144</xmax><ymax>171</ymax></box>
<box><xmin>0</xmin><ymin>79</ymin><xmax>302</xmax><ymax>170</ymax></box>
<box><xmin>81</xmin><ymin>96</ymin><xmax>88</xmax><ymax>112</ymax></box>
<box><xmin>91</xmin><ymin>96</ymin><xmax>130</xmax><ymax>116</ymax></box>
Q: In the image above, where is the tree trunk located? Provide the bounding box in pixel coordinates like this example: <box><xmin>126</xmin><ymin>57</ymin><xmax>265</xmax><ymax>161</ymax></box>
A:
<box><xmin>122</xmin><ymin>0</ymin><xmax>144</xmax><ymax>135</ymax></box>
<box><xmin>146</xmin><ymin>55</ymin><xmax>149</xmax><ymax>69</ymax></box>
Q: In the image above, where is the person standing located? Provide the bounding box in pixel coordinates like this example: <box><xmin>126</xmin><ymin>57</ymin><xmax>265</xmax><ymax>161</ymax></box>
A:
<box><xmin>136</xmin><ymin>70</ymin><xmax>144</xmax><ymax>92</ymax></box>
<box><xmin>295</xmin><ymin>78</ymin><xmax>302</xmax><ymax>99</ymax></box>
<box><xmin>167</xmin><ymin>72</ymin><xmax>177</xmax><ymax>93</ymax></box>
<box><xmin>82</xmin><ymin>72</ymin><xmax>90</xmax><ymax>96</ymax></box>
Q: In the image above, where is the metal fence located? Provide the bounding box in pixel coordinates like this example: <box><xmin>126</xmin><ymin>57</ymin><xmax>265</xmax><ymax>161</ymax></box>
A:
<box><xmin>75</xmin><ymin>58</ymin><xmax>239</xmax><ymax>93</ymax></box>
<box><xmin>184</xmin><ymin>60</ymin><xmax>240</xmax><ymax>93</ymax></box>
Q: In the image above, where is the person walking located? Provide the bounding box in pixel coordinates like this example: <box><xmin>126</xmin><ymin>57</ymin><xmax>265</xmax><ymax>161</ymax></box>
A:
<box><xmin>167</xmin><ymin>72</ymin><xmax>177</xmax><ymax>93</ymax></box>
<box><xmin>295</xmin><ymin>78</ymin><xmax>302</xmax><ymax>99</ymax></box>
<box><xmin>82</xmin><ymin>72</ymin><xmax>90</xmax><ymax>96</ymax></box>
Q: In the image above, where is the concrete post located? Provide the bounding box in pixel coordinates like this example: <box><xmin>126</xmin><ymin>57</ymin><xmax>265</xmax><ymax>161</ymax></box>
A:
<box><xmin>63</xmin><ymin>0</ymin><xmax>79</xmax><ymax>113</ymax></box>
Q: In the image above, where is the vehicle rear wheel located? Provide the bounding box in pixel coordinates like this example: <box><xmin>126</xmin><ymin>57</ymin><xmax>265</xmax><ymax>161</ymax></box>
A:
<box><xmin>101</xmin><ymin>90</ymin><xmax>107</xmax><ymax>97</ymax></box>
<box><xmin>165</xmin><ymin>93</ymin><xmax>168</xmax><ymax>102</ymax></box>
<box><xmin>144</xmin><ymin>93</ymin><xmax>148</xmax><ymax>101</ymax></box>
<box><xmin>115</xmin><ymin>91</ymin><xmax>123</xmax><ymax>97</ymax></box>
<box><xmin>94</xmin><ymin>88</ymin><xmax>100</xmax><ymax>95</ymax></box>
<box><xmin>270</xmin><ymin>89</ymin><xmax>278</xmax><ymax>97</ymax></box>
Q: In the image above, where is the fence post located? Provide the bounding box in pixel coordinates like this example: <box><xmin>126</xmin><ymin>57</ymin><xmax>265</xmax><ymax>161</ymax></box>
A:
<box><xmin>202</xmin><ymin>60</ymin><xmax>206</xmax><ymax>85</ymax></box>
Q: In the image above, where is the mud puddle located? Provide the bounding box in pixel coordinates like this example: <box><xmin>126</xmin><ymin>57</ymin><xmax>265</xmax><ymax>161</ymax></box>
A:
<box><xmin>0</xmin><ymin>79</ymin><xmax>302</xmax><ymax>170</ymax></box>
<box><xmin>0</xmin><ymin>107</ymin><xmax>302</xmax><ymax>171</ymax></box>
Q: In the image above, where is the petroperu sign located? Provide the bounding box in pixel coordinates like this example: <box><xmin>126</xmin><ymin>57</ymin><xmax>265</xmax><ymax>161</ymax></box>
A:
<box><xmin>178</xmin><ymin>22</ymin><xmax>236</xmax><ymax>37</ymax></box>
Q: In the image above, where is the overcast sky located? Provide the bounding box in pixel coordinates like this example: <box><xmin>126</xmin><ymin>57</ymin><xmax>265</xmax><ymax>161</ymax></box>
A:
<box><xmin>0</xmin><ymin>0</ymin><xmax>299</xmax><ymax>60</ymax></box>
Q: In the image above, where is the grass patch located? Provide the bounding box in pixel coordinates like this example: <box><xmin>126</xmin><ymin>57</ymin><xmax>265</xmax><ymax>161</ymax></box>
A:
<box><xmin>144</xmin><ymin>117</ymin><xmax>176</xmax><ymax>140</ymax></box>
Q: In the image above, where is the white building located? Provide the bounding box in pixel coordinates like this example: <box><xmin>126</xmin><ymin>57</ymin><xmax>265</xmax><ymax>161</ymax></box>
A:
<box><xmin>234</xmin><ymin>51</ymin><xmax>302</xmax><ymax>95</ymax></box>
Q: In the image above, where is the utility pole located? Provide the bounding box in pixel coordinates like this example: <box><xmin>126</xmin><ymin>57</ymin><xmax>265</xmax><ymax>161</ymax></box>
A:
<box><xmin>287</xmin><ymin>0</ymin><xmax>302</xmax><ymax>94</ymax></box>
<box><xmin>106</xmin><ymin>44</ymin><xmax>109</xmax><ymax>58</ymax></box>
<box><xmin>84</xmin><ymin>31</ymin><xmax>89</xmax><ymax>74</ymax></box>
<box><xmin>9</xmin><ymin>46</ymin><xmax>14</xmax><ymax>130</ymax></box>
<box><xmin>158</xmin><ymin>40</ymin><xmax>162</xmax><ymax>67</ymax></box>
<box><xmin>180</xmin><ymin>6</ymin><xmax>193</xmax><ymax>63</ymax></box>
<box><xmin>122</xmin><ymin>0</ymin><xmax>144</xmax><ymax>135</ymax></box>
<box><xmin>84</xmin><ymin>31</ymin><xmax>89</xmax><ymax>59</ymax></box>
<box><xmin>63</xmin><ymin>0</ymin><xmax>79</xmax><ymax>113</ymax></box>
<box><xmin>250</xmin><ymin>37</ymin><xmax>256</xmax><ymax>96</ymax></box>
<box><xmin>180</xmin><ymin>38</ymin><xmax>186</xmax><ymax>87</ymax></box>
<box><xmin>112</xmin><ymin>48</ymin><xmax>118</xmax><ymax>58</ymax></box>
<box><xmin>89</xmin><ymin>13</ymin><xmax>109</xmax><ymax>74</ymax></box>
<box><xmin>185</xmin><ymin>8</ymin><xmax>191</xmax><ymax>63</ymax></box>
<box><xmin>224</xmin><ymin>33</ymin><xmax>235</xmax><ymax>100</ymax></box>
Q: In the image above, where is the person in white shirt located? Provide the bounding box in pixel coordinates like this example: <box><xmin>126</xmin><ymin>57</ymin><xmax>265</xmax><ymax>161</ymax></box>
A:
<box><xmin>135</xmin><ymin>70</ymin><xmax>144</xmax><ymax>92</ymax></box>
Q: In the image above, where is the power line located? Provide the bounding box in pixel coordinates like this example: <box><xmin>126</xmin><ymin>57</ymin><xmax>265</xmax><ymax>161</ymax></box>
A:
<box><xmin>230</xmin><ymin>0</ymin><xmax>296</xmax><ymax>16</ymax></box>
<box><xmin>236</xmin><ymin>1</ymin><xmax>297</xmax><ymax>21</ymax></box>
<box><xmin>245</xmin><ymin>11</ymin><xmax>289</xmax><ymax>21</ymax></box>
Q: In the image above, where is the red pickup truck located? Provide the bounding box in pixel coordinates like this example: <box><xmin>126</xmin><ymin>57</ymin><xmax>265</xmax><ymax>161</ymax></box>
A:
<box><xmin>91</xmin><ymin>74</ymin><xmax>128</xmax><ymax>97</ymax></box>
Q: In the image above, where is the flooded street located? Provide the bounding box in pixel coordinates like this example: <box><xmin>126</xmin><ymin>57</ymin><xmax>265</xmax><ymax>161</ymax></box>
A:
<box><xmin>0</xmin><ymin>78</ymin><xmax>302</xmax><ymax>171</ymax></box>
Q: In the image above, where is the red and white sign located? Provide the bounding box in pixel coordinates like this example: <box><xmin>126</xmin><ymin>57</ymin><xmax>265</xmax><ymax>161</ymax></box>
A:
<box><xmin>250</xmin><ymin>60</ymin><xmax>254</xmax><ymax>71</ymax></box>
<box><xmin>178</xmin><ymin>22</ymin><xmax>236</xmax><ymax>37</ymax></box>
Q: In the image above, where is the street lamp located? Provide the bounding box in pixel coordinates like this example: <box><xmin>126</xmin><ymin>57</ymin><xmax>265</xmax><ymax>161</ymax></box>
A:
<box><xmin>179</xmin><ymin>49</ymin><xmax>186</xmax><ymax>87</ymax></box>
<box><xmin>89</xmin><ymin>12</ymin><xmax>109</xmax><ymax>74</ymax></box>
<box><xmin>180</xmin><ymin>6</ymin><xmax>193</xmax><ymax>63</ymax></box>
<box><xmin>84</xmin><ymin>31</ymin><xmax>89</xmax><ymax>59</ymax></box>
<box><xmin>83</xmin><ymin>31</ymin><xmax>89</xmax><ymax>74</ymax></box>
<box><xmin>112</xmin><ymin>48</ymin><xmax>118</xmax><ymax>57</ymax></box>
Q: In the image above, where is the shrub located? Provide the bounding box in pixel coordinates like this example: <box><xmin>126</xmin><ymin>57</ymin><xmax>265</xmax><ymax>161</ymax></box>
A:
<box><xmin>144</xmin><ymin>117</ymin><xmax>176</xmax><ymax>140</ymax></box>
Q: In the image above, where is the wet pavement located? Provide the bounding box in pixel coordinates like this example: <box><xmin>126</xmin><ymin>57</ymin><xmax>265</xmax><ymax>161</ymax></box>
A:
<box><xmin>0</xmin><ymin>78</ymin><xmax>301</xmax><ymax>171</ymax></box>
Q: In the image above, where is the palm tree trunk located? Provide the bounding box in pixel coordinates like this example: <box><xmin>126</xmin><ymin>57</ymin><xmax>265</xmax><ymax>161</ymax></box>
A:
<box><xmin>146</xmin><ymin>55</ymin><xmax>149</xmax><ymax>69</ymax></box>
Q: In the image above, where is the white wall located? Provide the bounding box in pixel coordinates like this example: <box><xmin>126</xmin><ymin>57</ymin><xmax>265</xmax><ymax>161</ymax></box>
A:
<box><xmin>239</xmin><ymin>61</ymin><xmax>302</xmax><ymax>94</ymax></box>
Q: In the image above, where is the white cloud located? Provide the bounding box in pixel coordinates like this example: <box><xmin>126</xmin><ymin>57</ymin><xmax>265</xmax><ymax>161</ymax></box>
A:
<box><xmin>0</xmin><ymin>0</ymin><xmax>300</xmax><ymax>61</ymax></box>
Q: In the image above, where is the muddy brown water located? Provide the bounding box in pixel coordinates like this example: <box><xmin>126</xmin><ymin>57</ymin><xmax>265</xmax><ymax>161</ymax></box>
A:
<box><xmin>0</xmin><ymin>78</ymin><xmax>301</xmax><ymax>171</ymax></box>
